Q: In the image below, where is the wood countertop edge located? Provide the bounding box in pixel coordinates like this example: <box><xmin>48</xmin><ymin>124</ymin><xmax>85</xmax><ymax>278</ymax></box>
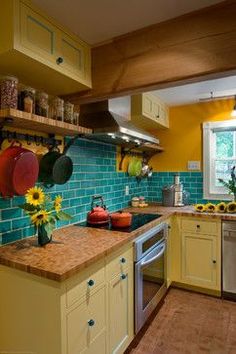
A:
<box><xmin>1</xmin><ymin>206</ymin><xmax>236</xmax><ymax>282</ymax></box>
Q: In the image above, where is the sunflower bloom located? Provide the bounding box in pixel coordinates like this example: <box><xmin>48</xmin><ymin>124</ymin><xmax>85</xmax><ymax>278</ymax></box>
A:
<box><xmin>216</xmin><ymin>202</ymin><xmax>226</xmax><ymax>213</ymax></box>
<box><xmin>55</xmin><ymin>203</ymin><xmax>62</xmax><ymax>213</ymax></box>
<box><xmin>26</xmin><ymin>187</ymin><xmax>45</xmax><ymax>206</ymax></box>
<box><xmin>194</xmin><ymin>204</ymin><xmax>205</xmax><ymax>213</ymax></box>
<box><xmin>54</xmin><ymin>195</ymin><xmax>62</xmax><ymax>213</ymax></box>
<box><xmin>226</xmin><ymin>202</ymin><xmax>236</xmax><ymax>214</ymax></box>
<box><xmin>54</xmin><ymin>195</ymin><xmax>62</xmax><ymax>205</ymax></box>
<box><xmin>205</xmin><ymin>203</ymin><xmax>216</xmax><ymax>213</ymax></box>
<box><xmin>31</xmin><ymin>210</ymin><xmax>49</xmax><ymax>226</ymax></box>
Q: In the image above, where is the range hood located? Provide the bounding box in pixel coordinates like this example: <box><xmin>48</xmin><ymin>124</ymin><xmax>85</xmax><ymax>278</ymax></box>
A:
<box><xmin>79</xmin><ymin>96</ymin><xmax>160</xmax><ymax>147</ymax></box>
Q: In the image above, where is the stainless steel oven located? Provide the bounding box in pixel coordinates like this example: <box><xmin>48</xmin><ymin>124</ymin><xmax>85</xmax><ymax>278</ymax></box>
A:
<box><xmin>134</xmin><ymin>222</ymin><xmax>168</xmax><ymax>333</ymax></box>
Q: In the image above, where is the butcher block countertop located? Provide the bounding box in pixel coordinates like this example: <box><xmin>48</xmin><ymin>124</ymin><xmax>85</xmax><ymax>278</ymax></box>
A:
<box><xmin>0</xmin><ymin>205</ymin><xmax>235</xmax><ymax>282</ymax></box>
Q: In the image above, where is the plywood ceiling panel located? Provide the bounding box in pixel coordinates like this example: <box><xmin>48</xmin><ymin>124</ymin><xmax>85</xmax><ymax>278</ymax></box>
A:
<box><xmin>32</xmin><ymin>0</ymin><xmax>222</xmax><ymax>45</ymax></box>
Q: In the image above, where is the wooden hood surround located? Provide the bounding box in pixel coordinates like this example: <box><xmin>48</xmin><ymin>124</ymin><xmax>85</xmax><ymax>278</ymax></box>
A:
<box><xmin>66</xmin><ymin>1</ymin><xmax>236</xmax><ymax>105</ymax></box>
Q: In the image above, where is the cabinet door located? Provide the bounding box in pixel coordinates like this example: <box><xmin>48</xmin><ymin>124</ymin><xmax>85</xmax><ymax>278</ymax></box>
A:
<box><xmin>66</xmin><ymin>286</ymin><xmax>106</xmax><ymax>354</ymax></box>
<box><xmin>181</xmin><ymin>232</ymin><xmax>219</xmax><ymax>289</ymax></box>
<box><xmin>108</xmin><ymin>268</ymin><xmax>134</xmax><ymax>354</ymax></box>
<box><xmin>159</xmin><ymin>105</ymin><xmax>169</xmax><ymax>128</ymax></box>
<box><xmin>142</xmin><ymin>94</ymin><xmax>153</xmax><ymax>118</ymax></box>
<box><xmin>152</xmin><ymin>100</ymin><xmax>160</xmax><ymax>121</ymax></box>
<box><xmin>20</xmin><ymin>2</ymin><xmax>57</xmax><ymax>64</ymax></box>
<box><xmin>59</xmin><ymin>32</ymin><xmax>88</xmax><ymax>79</ymax></box>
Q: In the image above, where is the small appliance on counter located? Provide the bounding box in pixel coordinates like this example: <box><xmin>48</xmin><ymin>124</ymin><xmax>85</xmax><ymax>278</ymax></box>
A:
<box><xmin>162</xmin><ymin>185</ymin><xmax>175</xmax><ymax>207</ymax></box>
<box><xmin>162</xmin><ymin>174</ymin><xmax>188</xmax><ymax>207</ymax></box>
<box><xmin>173</xmin><ymin>173</ymin><xmax>184</xmax><ymax>207</ymax></box>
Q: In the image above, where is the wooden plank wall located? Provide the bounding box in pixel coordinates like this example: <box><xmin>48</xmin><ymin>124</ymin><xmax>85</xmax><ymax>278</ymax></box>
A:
<box><xmin>67</xmin><ymin>0</ymin><xmax>236</xmax><ymax>105</ymax></box>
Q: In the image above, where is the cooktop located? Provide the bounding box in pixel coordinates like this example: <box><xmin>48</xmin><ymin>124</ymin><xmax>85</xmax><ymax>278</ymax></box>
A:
<box><xmin>76</xmin><ymin>213</ymin><xmax>162</xmax><ymax>233</ymax></box>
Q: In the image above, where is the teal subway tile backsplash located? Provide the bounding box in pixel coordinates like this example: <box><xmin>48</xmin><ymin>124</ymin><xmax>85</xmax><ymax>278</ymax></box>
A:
<box><xmin>0</xmin><ymin>137</ymin><xmax>213</xmax><ymax>245</ymax></box>
<box><xmin>0</xmin><ymin>138</ymin><xmax>149</xmax><ymax>244</ymax></box>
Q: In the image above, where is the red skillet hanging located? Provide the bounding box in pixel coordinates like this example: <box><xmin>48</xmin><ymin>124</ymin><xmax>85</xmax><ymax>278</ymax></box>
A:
<box><xmin>0</xmin><ymin>141</ymin><xmax>39</xmax><ymax>198</ymax></box>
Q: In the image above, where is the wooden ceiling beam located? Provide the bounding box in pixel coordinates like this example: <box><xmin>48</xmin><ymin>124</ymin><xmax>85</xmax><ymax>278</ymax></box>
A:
<box><xmin>66</xmin><ymin>0</ymin><xmax>236</xmax><ymax>105</ymax></box>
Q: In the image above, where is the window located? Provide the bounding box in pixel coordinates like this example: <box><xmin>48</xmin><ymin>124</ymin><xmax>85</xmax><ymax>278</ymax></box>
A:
<box><xmin>203</xmin><ymin>120</ymin><xmax>236</xmax><ymax>200</ymax></box>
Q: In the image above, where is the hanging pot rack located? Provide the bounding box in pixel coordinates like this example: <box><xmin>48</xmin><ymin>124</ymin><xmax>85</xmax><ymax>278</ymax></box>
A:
<box><xmin>0</xmin><ymin>129</ymin><xmax>62</xmax><ymax>149</ymax></box>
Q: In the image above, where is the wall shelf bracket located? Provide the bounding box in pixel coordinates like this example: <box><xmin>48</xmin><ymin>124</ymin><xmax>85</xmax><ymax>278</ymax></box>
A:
<box><xmin>119</xmin><ymin>144</ymin><xmax>163</xmax><ymax>171</ymax></box>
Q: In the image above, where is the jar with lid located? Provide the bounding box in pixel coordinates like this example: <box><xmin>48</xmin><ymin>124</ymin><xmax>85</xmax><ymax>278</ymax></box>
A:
<box><xmin>131</xmin><ymin>197</ymin><xmax>140</xmax><ymax>207</ymax></box>
<box><xmin>1</xmin><ymin>76</ymin><xmax>18</xmax><ymax>109</ymax></box>
<box><xmin>50</xmin><ymin>97</ymin><xmax>64</xmax><ymax>121</ymax></box>
<box><xmin>64</xmin><ymin>101</ymin><xmax>74</xmax><ymax>124</ymax></box>
<box><xmin>73</xmin><ymin>111</ymin><xmax>79</xmax><ymax>125</ymax></box>
<box><xmin>35</xmin><ymin>91</ymin><xmax>48</xmax><ymax>117</ymax></box>
<box><xmin>139</xmin><ymin>196</ymin><xmax>146</xmax><ymax>206</ymax></box>
<box><xmin>19</xmin><ymin>87</ymin><xmax>35</xmax><ymax>114</ymax></box>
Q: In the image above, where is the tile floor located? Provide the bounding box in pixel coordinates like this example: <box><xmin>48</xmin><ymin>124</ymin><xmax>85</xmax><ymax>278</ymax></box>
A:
<box><xmin>129</xmin><ymin>288</ymin><xmax>236</xmax><ymax>354</ymax></box>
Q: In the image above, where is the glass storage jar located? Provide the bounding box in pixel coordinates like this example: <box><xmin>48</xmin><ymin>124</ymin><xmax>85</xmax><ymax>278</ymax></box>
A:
<box><xmin>73</xmin><ymin>111</ymin><xmax>79</xmax><ymax>125</ymax></box>
<box><xmin>1</xmin><ymin>76</ymin><xmax>18</xmax><ymax>109</ymax></box>
<box><xmin>19</xmin><ymin>87</ymin><xmax>35</xmax><ymax>114</ymax></box>
<box><xmin>131</xmin><ymin>197</ymin><xmax>140</xmax><ymax>207</ymax></box>
<box><xmin>139</xmin><ymin>196</ymin><xmax>146</xmax><ymax>206</ymax></box>
<box><xmin>50</xmin><ymin>97</ymin><xmax>64</xmax><ymax>121</ymax></box>
<box><xmin>64</xmin><ymin>102</ymin><xmax>74</xmax><ymax>124</ymax></box>
<box><xmin>35</xmin><ymin>91</ymin><xmax>49</xmax><ymax>117</ymax></box>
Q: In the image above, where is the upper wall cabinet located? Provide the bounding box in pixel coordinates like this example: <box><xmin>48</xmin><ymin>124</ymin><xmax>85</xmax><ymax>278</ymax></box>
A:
<box><xmin>131</xmin><ymin>93</ymin><xmax>169</xmax><ymax>130</ymax></box>
<box><xmin>0</xmin><ymin>0</ymin><xmax>91</xmax><ymax>95</ymax></box>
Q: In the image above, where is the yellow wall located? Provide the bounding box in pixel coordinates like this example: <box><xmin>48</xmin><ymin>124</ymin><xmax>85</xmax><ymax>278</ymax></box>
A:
<box><xmin>150</xmin><ymin>98</ymin><xmax>234</xmax><ymax>172</ymax></box>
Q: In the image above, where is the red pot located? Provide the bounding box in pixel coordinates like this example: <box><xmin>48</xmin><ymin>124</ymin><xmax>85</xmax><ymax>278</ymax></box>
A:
<box><xmin>110</xmin><ymin>211</ymin><xmax>132</xmax><ymax>228</ymax></box>
<box><xmin>0</xmin><ymin>141</ymin><xmax>39</xmax><ymax>198</ymax></box>
<box><xmin>87</xmin><ymin>195</ymin><xmax>109</xmax><ymax>225</ymax></box>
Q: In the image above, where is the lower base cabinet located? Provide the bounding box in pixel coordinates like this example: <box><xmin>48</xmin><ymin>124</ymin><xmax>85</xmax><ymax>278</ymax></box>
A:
<box><xmin>66</xmin><ymin>285</ymin><xmax>106</xmax><ymax>354</ymax></box>
<box><xmin>0</xmin><ymin>244</ymin><xmax>134</xmax><ymax>354</ymax></box>
<box><xmin>181</xmin><ymin>232</ymin><xmax>218</xmax><ymax>289</ymax></box>
<box><xmin>170</xmin><ymin>217</ymin><xmax>221</xmax><ymax>294</ymax></box>
<box><xmin>108</xmin><ymin>268</ymin><xmax>133</xmax><ymax>354</ymax></box>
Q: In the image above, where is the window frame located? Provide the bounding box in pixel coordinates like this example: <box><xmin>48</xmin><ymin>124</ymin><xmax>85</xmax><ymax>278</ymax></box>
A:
<box><xmin>203</xmin><ymin>119</ymin><xmax>236</xmax><ymax>200</ymax></box>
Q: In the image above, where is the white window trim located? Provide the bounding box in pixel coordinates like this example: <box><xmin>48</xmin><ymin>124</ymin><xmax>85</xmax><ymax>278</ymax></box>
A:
<box><xmin>203</xmin><ymin>119</ymin><xmax>236</xmax><ymax>200</ymax></box>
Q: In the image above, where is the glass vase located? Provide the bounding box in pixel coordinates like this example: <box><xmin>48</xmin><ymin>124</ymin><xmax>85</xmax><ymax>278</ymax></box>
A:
<box><xmin>37</xmin><ymin>224</ymin><xmax>51</xmax><ymax>246</ymax></box>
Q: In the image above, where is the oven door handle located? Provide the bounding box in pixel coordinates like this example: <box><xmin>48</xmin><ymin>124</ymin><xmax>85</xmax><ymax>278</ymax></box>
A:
<box><xmin>140</xmin><ymin>243</ymin><xmax>166</xmax><ymax>269</ymax></box>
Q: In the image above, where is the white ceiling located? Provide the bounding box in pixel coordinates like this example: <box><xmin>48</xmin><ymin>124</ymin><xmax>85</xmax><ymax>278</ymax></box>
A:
<box><xmin>150</xmin><ymin>76</ymin><xmax>236</xmax><ymax>106</ymax></box>
<box><xmin>32</xmin><ymin>0</ymin><xmax>222</xmax><ymax>45</ymax></box>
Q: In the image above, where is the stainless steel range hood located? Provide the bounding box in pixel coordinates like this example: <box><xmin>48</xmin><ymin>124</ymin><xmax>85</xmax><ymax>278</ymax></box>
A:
<box><xmin>79</xmin><ymin>96</ymin><xmax>159</xmax><ymax>147</ymax></box>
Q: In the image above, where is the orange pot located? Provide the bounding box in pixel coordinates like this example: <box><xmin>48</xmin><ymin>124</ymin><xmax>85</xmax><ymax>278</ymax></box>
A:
<box><xmin>110</xmin><ymin>211</ymin><xmax>132</xmax><ymax>228</ymax></box>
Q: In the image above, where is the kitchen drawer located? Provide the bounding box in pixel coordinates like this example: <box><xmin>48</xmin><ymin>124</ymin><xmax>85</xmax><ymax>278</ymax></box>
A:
<box><xmin>66</xmin><ymin>286</ymin><xmax>106</xmax><ymax>354</ymax></box>
<box><xmin>66</xmin><ymin>260</ymin><xmax>105</xmax><ymax>308</ymax></box>
<box><xmin>106</xmin><ymin>246</ymin><xmax>133</xmax><ymax>280</ymax></box>
<box><xmin>181</xmin><ymin>219</ymin><xmax>218</xmax><ymax>235</ymax></box>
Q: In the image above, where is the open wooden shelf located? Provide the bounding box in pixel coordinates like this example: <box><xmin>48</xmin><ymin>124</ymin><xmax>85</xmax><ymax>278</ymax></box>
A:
<box><xmin>0</xmin><ymin>109</ymin><xmax>92</xmax><ymax>136</ymax></box>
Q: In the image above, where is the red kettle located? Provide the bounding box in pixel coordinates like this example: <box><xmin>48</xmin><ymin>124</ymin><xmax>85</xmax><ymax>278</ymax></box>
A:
<box><xmin>87</xmin><ymin>195</ymin><xmax>109</xmax><ymax>225</ymax></box>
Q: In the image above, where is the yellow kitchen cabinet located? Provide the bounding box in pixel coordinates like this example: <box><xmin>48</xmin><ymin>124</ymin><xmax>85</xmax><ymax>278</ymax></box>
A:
<box><xmin>181</xmin><ymin>232</ymin><xmax>219</xmax><ymax>290</ymax></box>
<box><xmin>65</xmin><ymin>285</ymin><xmax>106</xmax><ymax>354</ymax></box>
<box><xmin>169</xmin><ymin>216</ymin><xmax>221</xmax><ymax>295</ymax></box>
<box><xmin>131</xmin><ymin>93</ymin><xmax>169</xmax><ymax>130</ymax></box>
<box><xmin>168</xmin><ymin>216</ymin><xmax>182</xmax><ymax>284</ymax></box>
<box><xmin>165</xmin><ymin>217</ymin><xmax>173</xmax><ymax>288</ymax></box>
<box><xmin>180</xmin><ymin>217</ymin><xmax>221</xmax><ymax>293</ymax></box>
<box><xmin>106</xmin><ymin>246</ymin><xmax>134</xmax><ymax>354</ymax></box>
<box><xmin>0</xmin><ymin>244</ymin><xmax>134</xmax><ymax>354</ymax></box>
<box><xmin>0</xmin><ymin>0</ymin><xmax>91</xmax><ymax>95</ymax></box>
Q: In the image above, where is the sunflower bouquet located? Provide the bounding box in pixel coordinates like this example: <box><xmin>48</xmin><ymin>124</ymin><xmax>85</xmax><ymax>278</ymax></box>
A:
<box><xmin>19</xmin><ymin>186</ymin><xmax>72</xmax><ymax>245</ymax></box>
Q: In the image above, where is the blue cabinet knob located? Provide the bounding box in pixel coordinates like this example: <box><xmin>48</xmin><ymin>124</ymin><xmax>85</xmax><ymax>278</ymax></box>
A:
<box><xmin>56</xmin><ymin>57</ymin><xmax>64</xmax><ymax>65</ymax></box>
<box><xmin>121</xmin><ymin>273</ymin><xmax>127</xmax><ymax>280</ymax></box>
<box><xmin>87</xmin><ymin>279</ymin><xmax>95</xmax><ymax>287</ymax></box>
<box><xmin>88</xmin><ymin>319</ymin><xmax>95</xmax><ymax>327</ymax></box>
